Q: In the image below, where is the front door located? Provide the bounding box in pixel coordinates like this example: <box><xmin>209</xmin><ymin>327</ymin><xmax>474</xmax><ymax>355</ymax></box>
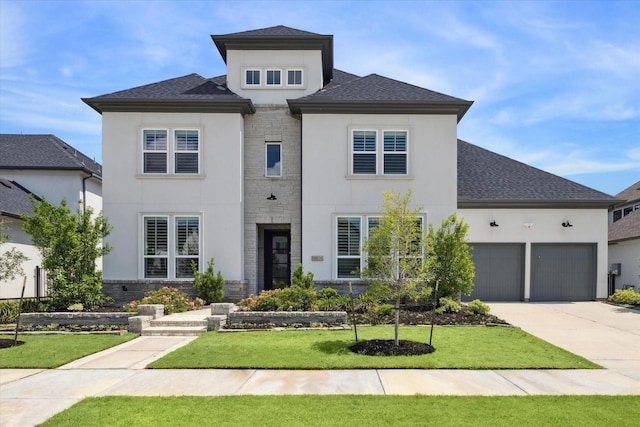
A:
<box><xmin>264</xmin><ymin>231</ymin><xmax>291</xmax><ymax>290</ymax></box>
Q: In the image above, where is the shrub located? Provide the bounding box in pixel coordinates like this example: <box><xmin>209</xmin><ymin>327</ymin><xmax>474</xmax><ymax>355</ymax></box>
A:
<box><xmin>465</xmin><ymin>299</ymin><xmax>490</xmax><ymax>315</ymax></box>
<box><xmin>608</xmin><ymin>288</ymin><xmax>640</xmax><ymax>305</ymax></box>
<box><xmin>292</xmin><ymin>263</ymin><xmax>315</xmax><ymax>289</ymax></box>
<box><xmin>435</xmin><ymin>297</ymin><xmax>461</xmax><ymax>314</ymax></box>
<box><xmin>192</xmin><ymin>258</ymin><xmax>224</xmax><ymax>304</ymax></box>
<box><xmin>67</xmin><ymin>303</ymin><xmax>84</xmax><ymax>312</ymax></box>
<box><xmin>123</xmin><ymin>287</ymin><xmax>205</xmax><ymax>314</ymax></box>
<box><xmin>47</xmin><ymin>272</ymin><xmax>112</xmax><ymax>311</ymax></box>
<box><xmin>0</xmin><ymin>301</ymin><xmax>19</xmax><ymax>324</ymax></box>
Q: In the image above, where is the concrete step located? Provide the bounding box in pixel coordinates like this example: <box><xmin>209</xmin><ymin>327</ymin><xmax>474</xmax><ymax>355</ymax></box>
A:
<box><xmin>141</xmin><ymin>326</ymin><xmax>208</xmax><ymax>336</ymax></box>
<box><xmin>150</xmin><ymin>319</ymin><xmax>208</xmax><ymax>328</ymax></box>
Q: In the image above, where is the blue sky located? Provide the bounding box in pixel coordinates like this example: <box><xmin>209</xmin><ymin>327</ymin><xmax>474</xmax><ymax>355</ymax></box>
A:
<box><xmin>1</xmin><ymin>0</ymin><xmax>638</xmax><ymax>196</ymax></box>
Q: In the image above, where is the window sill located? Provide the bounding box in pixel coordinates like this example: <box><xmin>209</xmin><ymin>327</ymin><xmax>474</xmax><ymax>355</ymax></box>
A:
<box><xmin>345</xmin><ymin>174</ymin><xmax>413</xmax><ymax>180</ymax></box>
<box><xmin>136</xmin><ymin>174</ymin><xmax>206</xmax><ymax>180</ymax></box>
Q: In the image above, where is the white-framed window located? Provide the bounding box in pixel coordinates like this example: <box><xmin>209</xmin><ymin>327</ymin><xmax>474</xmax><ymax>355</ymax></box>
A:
<box><xmin>142</xmin><ymin>215</ymin><xmax>201</xmax><ymax>279</ymax></box>
<box><xmin>245</xmin><ymin>69</ymin><xmax>261</xmax><ymax>86</ymax></box>
<box><xmin>142</xmin><ymin>128</ymin><xmax>200</xmax><ymax>175</ymax></box>
<box><xmin>266</xmin><ymin>69</ymin><xmax>282</xmax><ymax>86</ymax></box>
<box><xmin>336</xmin><ymin>214</ymin><xmax>423</xmax><ymax>279</ymax></box>
<box><xmin>351</xmin><ymin>129</ymin><xmax>409</xmax><ymax>176</ymax></box>
<box><xmin>143</xmin><ymin>130</ymin><xmax>168</xmax><ymax>173</ymax></box>
<box><xmin>265</xmin><ymin>143</ymin><xmax>282</xmax><ymax>177</ymax></box>
<box><xmin>287</xmin><ymin>69</ymin><xmax>303</xmax><ymax>86</ymax></box>
<box><xmin>352</xmin><ymin>130</ymin><xmax>377</xmax><ymax>174</ymax></box>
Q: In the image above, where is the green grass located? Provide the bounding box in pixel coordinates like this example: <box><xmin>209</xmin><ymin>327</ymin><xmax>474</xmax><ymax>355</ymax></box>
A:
<box><xmin>0</xmin><ymin>333</ymin><xmax>137</xmax><ymax>368</ymax></box>
<box><xmin>149</xmin><ymin>326</ymin><xmax>598</xmax><ymax>369</ymax></box>
<box><xmin>40</xmin><ymin>395</ymin><xmax>640</xmax><ymax>427</ymax></box>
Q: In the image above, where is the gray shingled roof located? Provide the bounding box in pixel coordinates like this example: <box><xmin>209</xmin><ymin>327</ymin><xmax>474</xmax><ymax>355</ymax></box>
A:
<box><xmin>0</xmin><ymin>134</ymin><xmax>102</xmax><ymax>177</ymax></box>
<box><xmin>0</xmin><ymin>179</ymin><xmax>37</xmax><ymax>218</ymax></box>
<box><xmin>609</xmin><ymin>209</ymin><xmax>640</xmax><ymax>242</ymax></box>
<box><xmin>83</xmin><ymin>74</ymin><xmax>255</xmax><ymax>115</ymax></box>
<box><xmin>217</xmin><ymin>25</ymin><xmax>323</xmax><ymax>37</ymax></box>
<box><xmin>457</xmin><ymin>139</ymin><xmax>617</xmax><ymax>208</ymax></box>
<box><xmin>288</xmin><ymin>73</ymin><xmax>472</xmax><ymax>121</ymax></box>
<box><xmin>614</xmin><ymin>180</ymin><xmax>640</xmax><ymax>205</ymax></box>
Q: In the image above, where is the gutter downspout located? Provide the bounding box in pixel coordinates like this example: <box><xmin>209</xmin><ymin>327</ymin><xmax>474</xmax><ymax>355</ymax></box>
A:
<box><xmin>82</xmin><ymin>173</ymin><xmax>97</xmax><ymax>214</ymax></box>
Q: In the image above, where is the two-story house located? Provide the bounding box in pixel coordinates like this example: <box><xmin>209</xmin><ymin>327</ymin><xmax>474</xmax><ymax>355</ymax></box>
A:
<box><xmin>0</xmin><ymin>134</ymin><xmax>102</xmax><ymax>299</ymax></box>
<box><xmin>608</xmin><ymin>181</ymin><xmax>640</xmax><ymax>291</ymax></box>
<box><xmin>83</xmin><ymin>26</ymin><xmax>616</xmax><ymax>305</ymax></box>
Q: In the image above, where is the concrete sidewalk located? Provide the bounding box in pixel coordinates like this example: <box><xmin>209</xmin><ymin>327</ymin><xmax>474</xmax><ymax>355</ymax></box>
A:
<box><xmin>2</xmin><ymin>302</ymin><xmax>639</xmax><ymax>426</ymax></box>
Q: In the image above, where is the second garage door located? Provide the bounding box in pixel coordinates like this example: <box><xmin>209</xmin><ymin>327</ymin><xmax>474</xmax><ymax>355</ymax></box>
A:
<box><xmin>465</xmin><ymin>243</ymin><xmax>525</xmax><ymax>302</ymax></box>
<box><xmin>530</xmin><ymin>244</ymin><xmax>596</xmax><ymax>301</ymax></box>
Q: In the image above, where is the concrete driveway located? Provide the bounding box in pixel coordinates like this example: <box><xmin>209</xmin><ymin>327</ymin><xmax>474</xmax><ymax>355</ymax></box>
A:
<box><xmin>488</xmin><ymin>302</ymin><xmax>640</xmax><ymax>380</ymax></box>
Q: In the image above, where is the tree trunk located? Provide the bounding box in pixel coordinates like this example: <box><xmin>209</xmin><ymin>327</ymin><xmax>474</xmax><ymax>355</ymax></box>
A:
<box><xmin>394</xmin><ymin>296</ymin><xmax>400</xmax><ymax>346</ymax></box>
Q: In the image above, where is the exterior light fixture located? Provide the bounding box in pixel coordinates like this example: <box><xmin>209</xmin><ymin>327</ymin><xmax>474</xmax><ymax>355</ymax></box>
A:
<box><xmin>562</xmin><ymin>221</ymin><xmax>573</xmax><ymax>227</ymax></box>
<box><xmin>267</xmin><ymin>193</ymin><xmax>277</xmax><ymax>200</ymax></box>
<box><xmin>489</xmin><ymin>220</ymin><xmax>499</xmax><ymax>227</ymax></box>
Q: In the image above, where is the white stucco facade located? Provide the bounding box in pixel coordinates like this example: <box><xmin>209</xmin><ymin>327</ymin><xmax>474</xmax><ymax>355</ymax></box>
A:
<box><xmin>608</xmin><ymin>240</ymin><xmax>640</xmax><ymax>291</ymax></box>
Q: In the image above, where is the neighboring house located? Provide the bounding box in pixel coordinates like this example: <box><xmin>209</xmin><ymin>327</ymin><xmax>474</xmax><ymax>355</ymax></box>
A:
<box><xmin>0</xmin><ymin>134</ymin><xmax>102</xmax><ymax>299</ymax></box>
<box><xmin>83</xmin><ymin>25</ymin><xmax>616</xmax><ymax>305</ymax></box>
<box><xmin>608</xmin><ymin>181</ymin><xmax>640</xmax><ymax>292</ymax></box>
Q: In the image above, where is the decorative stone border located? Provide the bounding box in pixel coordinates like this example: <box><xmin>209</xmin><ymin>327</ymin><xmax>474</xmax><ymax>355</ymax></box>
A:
<box><xmin>19</xmin><ymin>312</ymin><xmax>136</xmax><ymax>327</ymax></box>
<box><xmin>228</xmin><ymin>311</ymin><xmax>348</xmax><ymax>326</ymax></box>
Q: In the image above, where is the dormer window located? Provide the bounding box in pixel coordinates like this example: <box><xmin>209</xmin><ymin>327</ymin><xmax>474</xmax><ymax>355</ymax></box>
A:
<box><xmin>245</xmin><ymin>69</ymin><xmax>261</xmax><ymax>85</ymax></box>
<box><xmin>266</xmin><ymin>70</ymin><xmax>281</xmax><ymax>86</ymax></box>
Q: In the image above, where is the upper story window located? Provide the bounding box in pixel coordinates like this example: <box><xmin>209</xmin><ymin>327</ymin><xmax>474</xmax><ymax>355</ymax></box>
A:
<box><xmin>351</xmin><ymin>129</ymin><xmax>409</xmax><ymax>176</ymax></box>
<box><xmin>245</xmin><ymin>69</ymin><xmax>261</xmax><ymax>85</ymax></box>
<box><xmin>142</xmin><ymin>129</ymin><xmax>200</xmax><ymax>175</ymax></box>
<box><xmin>287</xmin><ymin>69</ymin><xmax>303</xmax><ymax>86</ymax></box>
<box><xmin>266</xmin><ymin>70</ymin><xmax>281</xmax><ymax>86</ymax></box>
<box><xmin>265</xmin><ymin>143</ymin><xmax>282</xmax><ymax>177</ymax></box>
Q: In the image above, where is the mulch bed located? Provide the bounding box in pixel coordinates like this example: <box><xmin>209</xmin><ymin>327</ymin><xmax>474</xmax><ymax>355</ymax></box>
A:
<box><xmin>0</xmin><ymin>339</ymin><xmax>24</xmax><ymax>349</ymax></box>
<box><xmin>350</xmin><ymin>339</ymin><xmax>435</xmax><ymax>356</ymax></box>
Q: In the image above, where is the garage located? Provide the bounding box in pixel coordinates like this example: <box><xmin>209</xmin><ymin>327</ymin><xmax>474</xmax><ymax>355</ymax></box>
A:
<box><xmin>465</xmin><ymin>243</ymin><xmax>525</xmax><ymax>301</ymax></box>
<box><xmin>530</xmin><ymin>244</ymin><xmax>596</xmax><ymax>301</ymax></box>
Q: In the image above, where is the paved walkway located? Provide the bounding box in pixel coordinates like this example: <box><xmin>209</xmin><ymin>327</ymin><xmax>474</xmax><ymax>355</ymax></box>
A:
<box><xmin>1</xmin><ymin>302</ymin><xmax>639</xmax><ymax>426</ymax></box>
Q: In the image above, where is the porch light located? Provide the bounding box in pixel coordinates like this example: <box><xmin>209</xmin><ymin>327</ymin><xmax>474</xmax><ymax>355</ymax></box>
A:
<box><xmin>562</xmin><ymin>221</ymin><xmax>573</xmax><ymax>228</ymax></box>
<box><xmin>267</xmin><ymin>193</ymin><xmax>277</xmax><ymax>200</ymax></box>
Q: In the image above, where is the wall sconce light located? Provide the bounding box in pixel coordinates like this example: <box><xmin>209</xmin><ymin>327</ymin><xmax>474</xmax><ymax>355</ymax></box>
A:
<box><xmin>489</xmin><ymin>220</ymin><xmax>499</xmax><ymax>227</ymax></box>
<box><xmin>562</xmin><ymin>221</ymin><xmax>573</xmax><ymax>228</ymax></box>
<box><xmin>122</xmin><ymin>285</ymin><xmax>128</xmax><ymax>291</ymax></box>
<box><xmin>266</xmin><ymin>193</ymin><xmax>277</xmax><ymax>200</ymax></box>
<box><xmin>523</xmin><ymin>222</ymin><xmax>534</xmax><ymax>229</ymax></box>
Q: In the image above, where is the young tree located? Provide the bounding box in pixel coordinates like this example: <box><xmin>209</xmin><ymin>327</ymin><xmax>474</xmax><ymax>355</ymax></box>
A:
<box><xmin>428</xmin><ymin>214</ymin><xmax>475</xmax><ymax>301</ymax></box>
<box><xmin>0</xmin><ymin>219</ymin><xmax>29</xmax><ymax>283</ymax></box>
<box><xmin>361</xmin><ymin>190</ymin><xmax>432</xmax><ymax>345</ymax></box>
<box><xmin>22</xmin><ymin>198</ymin><xmax>112</xmax><ymax>310</ymax></box>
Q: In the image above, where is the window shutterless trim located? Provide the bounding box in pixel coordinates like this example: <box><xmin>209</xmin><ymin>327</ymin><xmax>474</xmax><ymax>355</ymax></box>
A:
<box><xmin>265</xmin><ymin>69</ymin><xmax>282</xmax><ymax>86</ymax></box>
<box><xmin>286</xmin><ymin>69</ymin><xmax>303</xmax><ymax>86</ymax></box>
<box><xmin>265</xmin><ymin>142</ymin><xmax>282</xmax><ymax>177</ymax></box>
<box><xmin>245</xmin><ymin>69</ymin><xmax>261</xmax><ymax>86</ymax></box>
<box><xmin>141</xmin><ymin>127</ymin><xmax>200</xmax><ymax>176</ymax></box>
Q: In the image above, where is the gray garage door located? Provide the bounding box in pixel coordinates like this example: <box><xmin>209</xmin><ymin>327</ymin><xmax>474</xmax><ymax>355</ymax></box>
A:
<box><xmin>530</xmin><ymin>244</ymin><xmax>596</xmax><ymax>301</ymax></box>
<box><xmin>464</xmin><ymin>243</ymin><xmax>525</xmax><ymax>302</ymax></box>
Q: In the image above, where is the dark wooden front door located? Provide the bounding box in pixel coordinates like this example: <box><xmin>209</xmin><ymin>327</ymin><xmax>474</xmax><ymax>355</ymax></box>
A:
<box><xmin>264</xmin><ymin>231</ymin><xmax>291</xmax><ymax>290</ymax></box>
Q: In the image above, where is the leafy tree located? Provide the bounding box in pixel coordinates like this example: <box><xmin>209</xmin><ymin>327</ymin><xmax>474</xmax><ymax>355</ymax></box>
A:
<box><xmin>0</xmin><ymin>219</ymin><xmax>29</xmax><ymax>283</ymax></box>
<box><xmin>428</xmin><ymin>214</ymin><xmax>475</xmax><ymax>300</ymax></box>
<box><xmin>22</xmin><ymin>198</ymin><xmax>112</xmax><ymax>310</ymax></box>
<box><xmin>361</xmin><ymin>190</ymin><xmax>432</xmax><ymax>345</ymax></box>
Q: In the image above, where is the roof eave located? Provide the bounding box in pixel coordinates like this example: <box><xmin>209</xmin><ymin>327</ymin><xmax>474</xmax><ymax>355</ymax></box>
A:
<box><xmin>287</xmin><ymin>100</ymin><xmax>473</xmax><ymax>121</ymax></box>
<box><xmin>457</xmin><ymin>199</ymin><xmax>618</xmax><ymax>209</ymax></box>
<box><xmin>0</xmin><ymin>165</ymin><xmax>102</xmax><ymax>178</ymax></box>
<box><xmin>82</xmin><ymin>98</ymin><xmax>256</xmax><ymax>116</ymax></box>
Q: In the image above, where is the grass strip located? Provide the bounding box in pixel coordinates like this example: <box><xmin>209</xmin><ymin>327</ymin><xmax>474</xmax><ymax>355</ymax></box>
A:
<box><xmin>40</xmin><ymin>395</ymin><xmax>640</xmax><ymax>427</ymax></box>
<box><xmin>0</xmin><ymin>333</ymin><xmax>137</xmax><ymax>368</ymax></box>
<box><xmin>149</xmin><ymin>326</ymin><xmax>598</xmax><ymax>369</ymax></box>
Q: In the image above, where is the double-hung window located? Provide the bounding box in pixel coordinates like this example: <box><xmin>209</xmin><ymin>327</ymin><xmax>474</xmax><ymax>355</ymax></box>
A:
<box><xmin>351</xmin><ymin>129</ymin><xmax>408</xmax><ymax>176</ymax></box>
<box><xmin>337</xmin><ymin>217</ymin><xmax>361</xmax><ymax>278</ymax></box>
<box><xmin>143</xmin><ymin>215</ymin><xmax>200</xmax><ymax>279</ymax></box>
<box><xmin>352</xmin><ymin>131</ymin><xmax>377</xmax><ymax>174</ymax></box>
<box><xmin>265</xmin><ymin>143</ymin><xmax>282</xmax><ymax>177</ymax></box>
<box><xmin>142</xmin><ymin>129</ymin><xmax>199</xmax><ymax>175</ymax></box>
<box><xmin>266</xmin><ymin>69</ymin><xmax>281</xmax><ymax>86</ymax></box>
<box><xmin>143</xmin><ymin>130</ymin><xmax>168</xmax><ymax>173</ymax></box>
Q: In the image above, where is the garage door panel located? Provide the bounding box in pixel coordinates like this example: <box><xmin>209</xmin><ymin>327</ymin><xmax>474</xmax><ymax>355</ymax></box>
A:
<box><xmin>465</xmin><ymin>244</ymin><xmax>524</xmax><ymax>302</ymax></box>
<box><xmin>530</xmin><ymin>244</ymin><xmax>596</xmax><ymax>301</ymax></box>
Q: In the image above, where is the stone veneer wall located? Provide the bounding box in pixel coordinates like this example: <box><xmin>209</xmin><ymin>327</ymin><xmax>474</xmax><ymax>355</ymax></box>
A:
<box><xmin>102</xmin><ymin>280</ymin><xmax>248</xmax><ymax>306</ymax></box>
<box><xmin>243</xmin><ymin>106</ymin><xmax>302</xmax><ymax>296</ymax></box>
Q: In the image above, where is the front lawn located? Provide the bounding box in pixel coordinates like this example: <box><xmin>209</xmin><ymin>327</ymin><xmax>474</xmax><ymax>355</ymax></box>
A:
<box><xmin>40</xmin><ymin>395</ymin><xmax>640</xmax><ymax>427</ymax></box>
<box><xmin>148</xmin><ymin>326</ymin><xmax>598</xmax><ymax>369</ymax></box>
<box><xmin>0</xmin><ymin>333</ymin><xmax>137</xmax><ymax>368</ymax></box>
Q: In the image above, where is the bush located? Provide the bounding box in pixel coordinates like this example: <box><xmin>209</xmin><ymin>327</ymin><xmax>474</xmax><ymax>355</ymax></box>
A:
<box><xmin>465</xmin><ymin>299</ymin><xmax>490</xmax><ymax>315</ymax></box>
<box><xmin>0</xmin><ymin>301</ymin><xmax>19</xmax><ymax>324</ymax></box>
<box><xmin>292</xmin><ymin>263</ymin><xmax>315</xmax><ymax>289</ymax></box>
<box><xmin>47</xmin><ymin>272</ymin><xmax>112</xmax><ymax>311</ymax></box>
<box><xmin>123</xmin><ymin>287</ymin><xmax>205</xmax><ymax>314</ymax></box>
<box><xmin>608</xmin><ymin>288</ymin><xmax>640</xmax><ymax>305</ymax></box>
<box><xmin>435</xmin><ymin>297</ymin><xmax>461</xmax><ymax>314</ymax></box>
<box><xmin>192</xmin><ymin>258</ymin><xmax>224</xmax><ymax>304</ymax></box>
